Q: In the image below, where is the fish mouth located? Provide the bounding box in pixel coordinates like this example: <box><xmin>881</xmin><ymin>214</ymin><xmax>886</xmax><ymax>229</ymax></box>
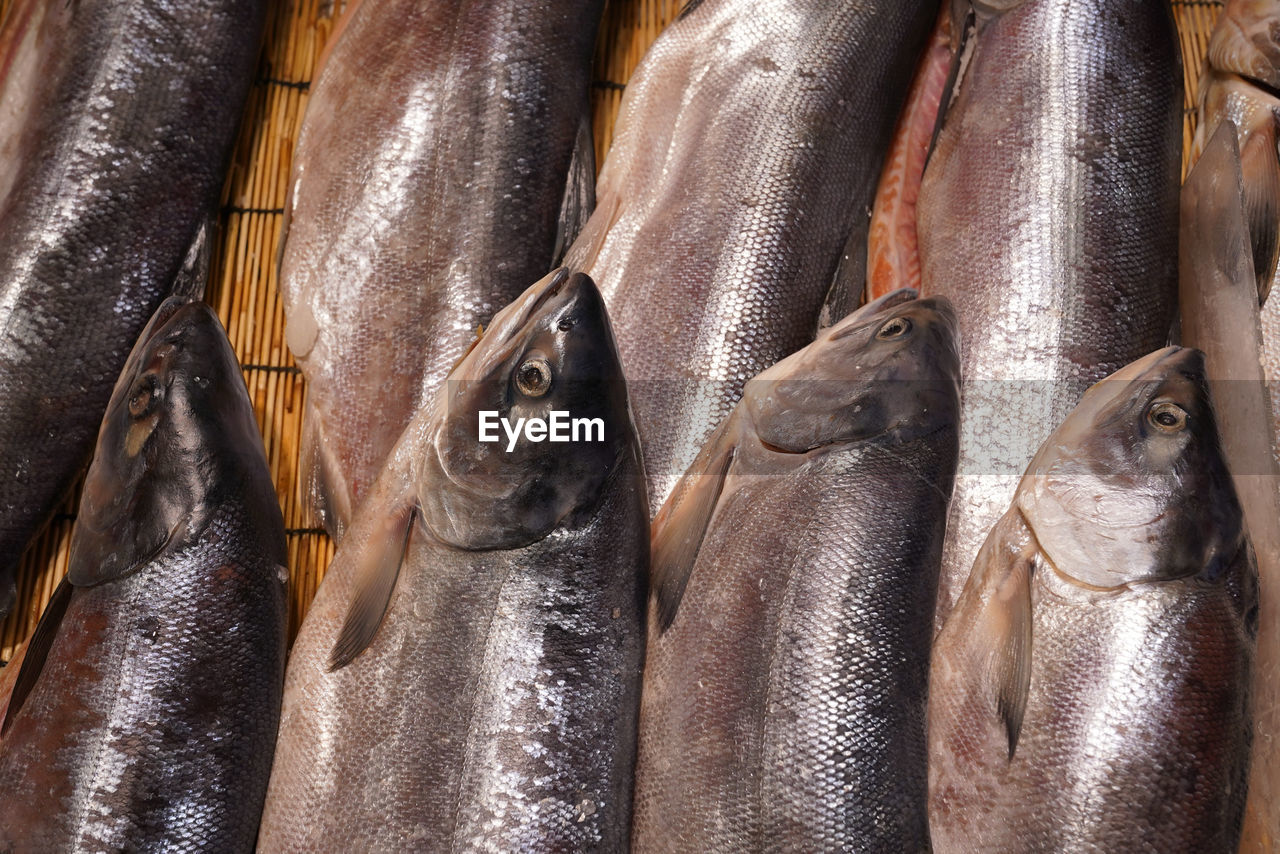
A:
<box><xmin>1098</xmin><ymin>345</ymin><xmax>1198</xmax><ymax>385</ymax></box>
<box><xmin>138</xmin><ymin>296</ymin><xmax>201</xmax><ymax>348</ymax></box>
<box><xmin>448</xmin><ymin>268</ymin><xmax>593</xmax><ymax>384</ymax></box>
<box><xmin>827</xmin><ymin>287</ymin><xmax>919</xmax><ymax>340</ymax></box>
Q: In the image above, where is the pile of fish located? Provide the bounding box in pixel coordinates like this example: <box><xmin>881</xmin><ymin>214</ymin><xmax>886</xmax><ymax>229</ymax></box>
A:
<box><xmin>0</xmin><ymin>0</ymin><xmax>1277</xmax><ymax>850</ymax></box>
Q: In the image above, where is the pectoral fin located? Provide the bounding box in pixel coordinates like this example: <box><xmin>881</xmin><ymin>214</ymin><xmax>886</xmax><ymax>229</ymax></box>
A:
<box><xmin>962</xmin><ymin>508</ymin><xmax>1037</xmax><ymax>759</ymax></box>
<box><xmin>678</xmin><ymin>0</ymin><xmax>707</xmax><ymax>21</ymax></box>
<box><xmin>553</xmin><ymin>111</ymin><xmax>597</xmax><ymax>266</ymax></box>
<box><xmin>817</xmin><ymin>224</ymin><xmax>868</xmax><ymax>330</ymax></box>
<box><xmin>171</xmin><ymin>215</ymin><xmax>214</xmax><ymax>299</ymax></box>
<box><xmin>299</xmin><ymin>407</ymin><xmax>353</xmax><ymax>542</ymax></box>
<box><xmin>329</xmin><ymin>503</ymin><xmax>417</xmax><ymax>670</ymax></box>
<box><xmin>3</xmin><ymin>578</ymin><xmax>73</xmax><ymax>735</ymax></box>
<box><xmin>650</xmin><ymin>423</ymin><xmax>737</xmax><ymax>632</ymax></box>
<box><xmin>1239</xmin><ymin>119</ymin><xmax>1280</xmax><ymax>303</ymax></box>
<box><xmin>925</xmin><ymin>6</ymin><xmax>973</xmax><ymax>171</ymax></box>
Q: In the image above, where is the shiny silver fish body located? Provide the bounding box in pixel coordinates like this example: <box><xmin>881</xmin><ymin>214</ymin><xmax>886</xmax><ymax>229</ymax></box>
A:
<box><xmin>634</xmin><ymin>291</ymin><xmax>960</xmax><ymax>852</ymax></box>
<box><xmin>281</xmin><ymin>0</ymin><xmax>602</xmax><ymax>539</ymax></box>
<box><xmin>0</xmin><ymin>299</ymin><xmax>288</xmax><ymax>852</ymax></box>
<box><xmin>564</xmin><ymin>0</ymin><xmax>936</xmax><ymax>513</ymax></box>
<box><xmin>260</xmin><ymin>271</ymin><xmax>648</xmax><ymax>851</ymax></box>
<box><xmin>0</xmin><ymin>0</ymin><xmax>265</xmax><ymax>612</ymax></box>
<box><xmin>919</xmin><ymin>0</ymin><xmax>1183</xmax><ymax>630</ymax></box>
<box><xmin>929</xmin><ymin>347</ymin><xmax>1256</xmax><ymax>852</ymax></box>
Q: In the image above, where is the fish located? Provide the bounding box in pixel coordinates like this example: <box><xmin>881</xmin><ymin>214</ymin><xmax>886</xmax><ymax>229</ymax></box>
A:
<box><xmin>280</xmin><ymin>0</ymin><xmax>603</xmax><ymax>540</ymax></box>
<box><xmin>1193</xmin><ymin>0</ymin><xmax>1280</xmax><ymax>304</ymax></box>
<box><xmin>0</xmin><ymin>0</ymin><xmax>265</xmax><ymax>614</ymax></box>
<box><xmin>633</xmin><ymin>290</ymin><xmax>961</xmax><ymax>852</ymax></box>
<box><xmin>928</xmin><ymin>346</ymin><xmax>1256</xmax><ymax>853</ymax></box>
<box><xmin>1181</xmin><ymin>119</ymin><xmax>1280</xmax><ymax>854</ymax></box>
<box><xmin>0</xmin><ymin>297</ymin><xmax>288</xmax><ymax>852</ymax></box>
<box><xmin>917</xmin><ymin>0</ymin><xmax>1183</xmax><ymax>631</ymax></box>
<box><xmin>258</xmin><ymin>269</ymin><xmax>649</xmax><ymax>851</ymax></box>
<box><xmin>563</xmin><ymin>0</ymin><xmax>938</xmax><ymax>513</ymax></box>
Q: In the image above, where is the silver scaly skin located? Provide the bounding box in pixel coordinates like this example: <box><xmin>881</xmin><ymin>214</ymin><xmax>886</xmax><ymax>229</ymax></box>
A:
<box><xmin>0</xmin><ymin>0</ymin><xmax>265</xmax><ymax>614</ymax></box>
<box><xmin>634</xmin><ymin>290</ymin><xmax>960</xmax><ymax>852</ymax></box>
<box><xmin>259</xmin><ymin>270</ymin><xmax>648</xmax><ymax>851</ymax></box>
<box><xmin>929</xmin><ymin>347</ymin><xmax>1256</xmax><ymax>853</ymax></box>
<box><xmin>280</xmin><ymin>0</ymin><xmax>603</xmax><ymax>540</ymax></box>
<box><xmin>919</xmin><ymin>0</ymin><xmax>1183</xmax><ymax>632</ymax></box>
<box><xmin>564</xmin><ymin>0</ymin><xmax>937</xmax><ymax>514</ymax></box>
<box><xmin>0</xmin><ymin>299</ymin><xmax>288</xmax><ymax>852</ymax></box>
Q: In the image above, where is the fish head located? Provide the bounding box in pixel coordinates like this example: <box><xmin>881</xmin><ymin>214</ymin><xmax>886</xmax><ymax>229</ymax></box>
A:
<box><xmin>68</xmin><ymin>297</ymin><xmax>284</xmax><ymax>585</ymax></box>
<box><xmin>1018</xmin><ymin>346</ymin><xmax>1244</xmax><ymax>589</ymax></box>
<box><xmin>743</xmin><ymin>288</ymin><xmax>961</xmax><ymax>453</ymax></box>
<box><xmin>417</xmin><ymin>268</ymin><xmax>636</xmax><ymax>550</ymax></box>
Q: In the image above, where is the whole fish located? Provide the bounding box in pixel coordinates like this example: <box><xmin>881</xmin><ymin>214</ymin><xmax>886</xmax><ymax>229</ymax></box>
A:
<box><xmin>0</xmin><ymin>298</ymin><xmax>288</xmax><ymax>852</ymax></box>
<box><xmin>0</xmin><ymin>0</ymin><xmax>265</xmax><ymax>612</ymax></box>
<box><xmin>564</xmin><ymin>0</ymin><xmax>937</xmax><ymax>512</ymax></box>
<box><xmin>929</xmin><ymin>347</ymin><xmax>1255</xmax><ymax>853</ymax></box>
<box><xmin>281</xmin><ymin>0</ymin><xmax>602</xmax><ymax>539</ymax></box>
<box><xmin>634</xmin><ymin>290</ymin><xmax>960</xmax><ymax>852</ymax></box>
<box><xmin>259</xmin><ymin>269</ymin><xmax>648</xmax><ymax>851</ymax></box>
<box><xmin>918</xmin><ymin>0</ymin><xmax>1183</xmax><ymax>630</ymax></box>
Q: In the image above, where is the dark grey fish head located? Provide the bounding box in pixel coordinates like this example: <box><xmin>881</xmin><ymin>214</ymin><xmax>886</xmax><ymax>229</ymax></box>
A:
<box><xmin>417</xmin><ymin>268</ymin><xmax>639</xmax><ymax>550</ymax></box>
<box><xmin>742</xmin><ymin>288</ymin><xmax>961</xmax><ymax>453</ymax></box>
<box><xmin>68</xmin><ymin>297</ymin><xmax>285</xmax><ymax>585</ymax></box>
<box><xmin>1018</xmin><ymin>346</ymin><xmax>1244</xmax><ymax>588</ymax></box>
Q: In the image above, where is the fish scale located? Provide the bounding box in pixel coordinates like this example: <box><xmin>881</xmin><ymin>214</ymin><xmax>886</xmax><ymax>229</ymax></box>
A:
<box><xmin>0</xmin><ymin>507</ymin><xmax>286</xmax><ymax>852</ymax></box>
<box><xmin>565</xmin><ymin>0</ymin><xmax>937</xmax><ymax>513</ymax></box>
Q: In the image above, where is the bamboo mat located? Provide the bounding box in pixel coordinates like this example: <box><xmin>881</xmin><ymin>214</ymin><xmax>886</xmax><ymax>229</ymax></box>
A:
<box><xmin>0</xmin><ymin>0</ymin><xmax>1224</xmax><ymax>660</ymax></box>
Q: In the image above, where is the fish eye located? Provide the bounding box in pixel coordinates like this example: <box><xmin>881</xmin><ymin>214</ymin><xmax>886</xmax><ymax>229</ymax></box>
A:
<box><xmin>875</xmin><ymin>316</ymin><xmax>912</xmax><ymax>340</ymax></box>
<box><xmin>128</xmin><ymin>376</ymin><xmax>159</xmax><ymax>419</ymax></box>
<box><xmin>1147</xmin><ymin>401</ymin><xmax>1187</xmax><ymax>434</ymax></box>
<box><xmin>515</xmin><ymin>357</ymin><xmax>552</xmax><ymax>398</ymax></box>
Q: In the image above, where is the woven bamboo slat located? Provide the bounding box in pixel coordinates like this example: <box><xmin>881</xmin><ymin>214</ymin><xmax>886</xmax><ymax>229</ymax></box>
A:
<box><xmin>0</xmin><ymin>0</ymin><xmax>1225</xmax><ymax>660</ymax></box>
